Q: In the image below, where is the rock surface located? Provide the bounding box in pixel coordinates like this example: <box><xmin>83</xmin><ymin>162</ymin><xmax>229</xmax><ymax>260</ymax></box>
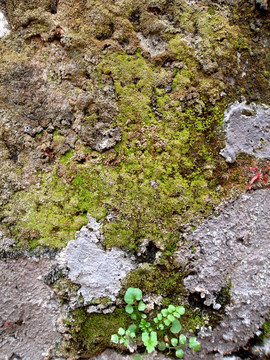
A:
<box><xmin>57</xmin><ymin>217</ymin><xmax>136</xmax><ymax>304</ymax></box>
<box><xmin>220</xmin><ymin>101</ymin><xmax>270</xmax><ymax>163</ymax></box>
<box><xmin>92</xmin><ymin>350</ymin><xmax>173</xmax><ymax>360</ymax></box>
<box><xmin>0</xmin><ymin>0</ymin><xmax>270</xmax><ymax>359</ymax></box>
<box><xmin>175</xmin><ymin>189</ymin><xmax>270</xmax><ymax>357</ymax></box>
<box><xmin>0</xmin><ymin>257</ymin><xmax>62</xmax><ymax>360</ymax></box>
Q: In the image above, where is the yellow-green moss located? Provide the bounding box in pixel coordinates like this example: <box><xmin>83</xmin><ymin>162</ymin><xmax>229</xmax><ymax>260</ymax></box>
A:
<box><xmin>64</xmin><ymin>308</ymin><xmax>130</xmax><ymax>357</ymax></box>
<box><xmin>4</xmin><ymin>49</ymin><xmax>227</xmax><ymax>251</ymax></box>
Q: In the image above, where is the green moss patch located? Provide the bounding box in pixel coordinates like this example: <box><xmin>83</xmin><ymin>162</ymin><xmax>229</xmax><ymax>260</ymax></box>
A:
<box><xmin>63</xmin><ymin>308</ymin><xmax>130</xmax><ymax>357</ymax></box>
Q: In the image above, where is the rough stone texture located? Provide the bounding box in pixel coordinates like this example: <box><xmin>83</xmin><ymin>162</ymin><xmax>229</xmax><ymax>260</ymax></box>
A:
<box><xmin>137</xmin><ymin>33</ymin><xmax>167</xmax><ymax>57</ymax></box>
<box><xmin>0</xmin><ymin>257</ymin><xmax>62</xmax><ymax>360</ymax></box>
<box><xmin>175</xmin><ymin>189</ymin><xmax>270</xmax><ymax>357</ymax></box>
<box><xmin>0</xmin><ymin>0</ymin><xmax>270</xmax><ymax>359</ymax></box>
<box><xmin>251</xmin><ymin>338</ymin><xmax>270</xmax><ymax>358</ymax></box>
<box><xmin>220</xmin><ymin>101</ymin><xmax>270</xmax><ymax>163</ymax></box>
<box><xmin>92</xmin><ymin>350</ymin><xmax>173</xmax><ymax>360</ymax></box>
<box><xmin>91</xmin><ymin>350</ymin><xmax>245</xmax><ymax>360</ymax></box>
<box><xmin>57</xmin><ymin>217</ymin><xmax>136</xmax><ymax>304</ymax></box>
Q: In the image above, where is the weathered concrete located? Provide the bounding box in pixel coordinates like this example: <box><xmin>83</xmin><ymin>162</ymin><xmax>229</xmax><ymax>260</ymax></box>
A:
<box><xmin>175</xmin><ymin>189</ymin><xmax>270</xmax><ymax>357</ymax></box>
<box><xmin>220</xmin><ymin>101</ymin><xmax>270</xmax><ymax>163</ymax></box>
<box><xmin>0</xmin><ymin>257</ymin><xmax>62</xmax><ymax>360</ymax></box>
<box><xmin>57</xmin><ymin>217</ymin><xmax>136</xmax><ymax>305</ymax></box>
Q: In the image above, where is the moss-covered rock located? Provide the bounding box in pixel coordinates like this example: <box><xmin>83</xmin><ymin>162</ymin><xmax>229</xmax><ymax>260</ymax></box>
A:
<box><xmin>0</xmin><ymin>0</ymin><xmax>270</xmax><ymax>358</ymax></box>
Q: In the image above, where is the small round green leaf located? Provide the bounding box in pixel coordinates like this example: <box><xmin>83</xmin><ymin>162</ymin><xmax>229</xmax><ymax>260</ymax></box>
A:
<box><xmin>164</xmin><ymin>318</ymin><xmax>170</xmax><ymax>326</ymax></box>
<box><xmin>142</xmin><ymin>332</ymin><xmax>149</xmax><ymax>345</ymax></box>
<box><xmin>141</xmin><ymin>313</ymin><xmax>147</xmax><ymax>319</ymax></box>
<box><xmin>170</xmin><ymin>319</ymin><xmax>182</xmax><ymax>334</ymax></box>
<box><xmin>158</xmin><ymin>324</ymin><xmax>164</xmax><ymax>330</ymax></box>
<box><xmin>168</xmin><ymin>305</ymin><xmax>176</xmax><ymax>313</ymax></box>
<box><xmin>134</xmin><ymin>356</ymin><xmax>141</xmax><ymax>360</ymax></box>
<box><xmin>118</xmin><ymin>327</ymin><xmax>125</xmax><ymax>336</ymax></box>
<box><xmin>138</xmin><ymin>301</ymin><xmax>146</xmax><ymax>312</ymax></box>
<box><xmin>189</xmin><ymin>337</ymin><xmax>200</xmax><ymax>351</ymax></box>
<box><xmin>173</xmin><ymin>312</ymin><xmax>180</xmax><ymax>318</ymax></box>
<box><xmin>171</xmin><ymin>337</ymin><xmax>178</xmax><ymax>347</ymax></box>
<box><xmin>157</xmin><ymin>313</ymin><xmax>162</xmax><ymax>320</ymax></box>
<box><xmin>175</xmin><ymin>306</ymin><xmax>185</xmax><ymax>315</ymax></box>
<box><xmin>128</xmin><ymin>324</ymin><xmax>137</xmax><ymax>332</ymax></box>
<box><xmin>125</xmin><ymin>304</ymin><xmax>134</xmax><ymax>314</ymax></box>
<box><xmin>131</xmin><ymin>313</ymin><xmax>137</xmax><ymax>320</ymax></box>
<box><xmin>168</xmin><ymin>314</ymin><xmax>175</xmax><ymax>322</ymax></box>
<box><xmin>158</xmin><ymin>341</ymin><xmax>166</xmax><ymax>351</ymax></box>
<box><xmin>111</xmin><ymin>334</ymin><xmax>119</xmax><ymax>344</ymax></box>
<box><xmin>176</xmin><ymin>349</ymin><xmax>184</xmax><ymax>358</ymax></box>
<box><xmin>161</xmin><ymin>309</ymin><xmax>168</xmax><ymax>317</ymax></box>
<box><xmin>124</xmin><ymin>287</ymin><xmax>143</xmax><ymax>304</ymax></box>
<box><xmin>179</xmin><ymin>334</ymin><xmax>186</xmax><ymax>345</ymax></box>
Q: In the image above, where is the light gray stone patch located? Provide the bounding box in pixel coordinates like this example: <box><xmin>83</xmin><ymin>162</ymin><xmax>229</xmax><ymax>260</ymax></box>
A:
<box><xmin>90</xmin><ymin>125</ymin><xmax>122</xmax><ymax>152</ymax></box>
<box><xmin>0</xmin><ymin>257</ymin><xmax>62</xmax><ymax>360</ymax></box>
<box><xmin>57</xmin><ymin>217</ymin><xmax>136</xmax><ymax>305</ymax></box>
<box><xmin>0</xmin><ymin>10</ymin><xmax>10</xmax><ymax>38</ymax></box>
<box><xmin>220</xmin><ymin>101</ymin><xmax>270</xmax><ymax>163</ymax></box>
<box><xmin>175</xmin><ymin>189</ymin><xmax>270</xmax><ymax>357</ymax></box>
<box><xmin>137</xmin><ymin>33</ymin><xmax>167</xmax><ymax>57</ymax></box>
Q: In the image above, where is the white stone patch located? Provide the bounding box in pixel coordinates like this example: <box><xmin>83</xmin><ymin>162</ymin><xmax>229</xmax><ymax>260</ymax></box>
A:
<box><xmin>137</xmin><ymin>33</ymin><xmax>167</xmax><ymax>57</ymax></box>
<box><xmin>0</xmin><ymin>11</ymin><xmax>10</xmax><ymax>38</ymax></box>
<box><xmin>220</xmin><ymin>100</ymin><xmax>270</xmax><ymax>163</ymax></box>
<box><xmin>58</xmin><ymin>217</ymin><xmax>136</xmax><ymax>304</ymax></box>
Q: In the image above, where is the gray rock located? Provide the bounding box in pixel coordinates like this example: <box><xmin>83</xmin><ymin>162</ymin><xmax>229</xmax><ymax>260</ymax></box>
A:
<box><xmin>90</xmin><ymin>125</ymin><xmax>122</xmax><ymax>153</ymax></box>
<box><xmin>0</xmin><ymin>257</ymin><xmax>62</xmax><ymax>360</ymax></box>
<box><xmin>251</xmin><ymin>337</ymin><xmax>270</xmax><ymax>358</ymax></box>
<box><xmin>92</xmin><ymin>349</ymin><xmax>173</xmax><ymax>360</ymax></box>
<box><xmin>175</xmin><ymin>189</ymin><xmax>270</xmax><ymax>357</ymax></box>
<box><xmin>57</xmin><ymin>217</ymin><xmax>136</xmax><ymax>304</ymax></box>
<box><xmin>220</xmin><ymin>101</ymin><xmax>270</xmax><ymax>163</ymax></box>
<box><xmin>137</xmin><ymin>33</ymin><xmax>167</xmax><ymax>57</ymax></box>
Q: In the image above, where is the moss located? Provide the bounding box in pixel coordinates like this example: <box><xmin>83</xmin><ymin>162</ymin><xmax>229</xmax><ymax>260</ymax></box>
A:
<box><xmin>122</xmin><ymin>264</ymin><xmax>187</xmax><ymax>300</ymax></box>
<box><xmin>4</xmin><ymin>48</ymin><xmax>228</xmax><ymax>250</ymax></box>
<box><xmin>60</xmin><ymin>151</ymin><xmax>74</xmax><ymax>165</ymax></box>
<box><xmin>64</xmin><ymin>308</ymin><xmax>130</xmax><ymax>357</ymax></box>
<box><xmin>261</xmin><ymin>318</ymin><xmax>270</xmax><ymax>339</ymax></box>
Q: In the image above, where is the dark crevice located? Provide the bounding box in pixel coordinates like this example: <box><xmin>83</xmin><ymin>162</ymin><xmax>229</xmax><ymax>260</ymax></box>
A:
<box><xmin>137</xmin><ymin>241</ymin><xmax>159</xmax><ymax>264</ymax></box>
<box><xmin>129</xmin><ymin>10</ymin><xmax>141</xmax><ymax>25</ymax></box>
<box><xmin>50</xmin><ymin>0</ymin><xmax>59</xmax><ymax>14</ymax></box>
